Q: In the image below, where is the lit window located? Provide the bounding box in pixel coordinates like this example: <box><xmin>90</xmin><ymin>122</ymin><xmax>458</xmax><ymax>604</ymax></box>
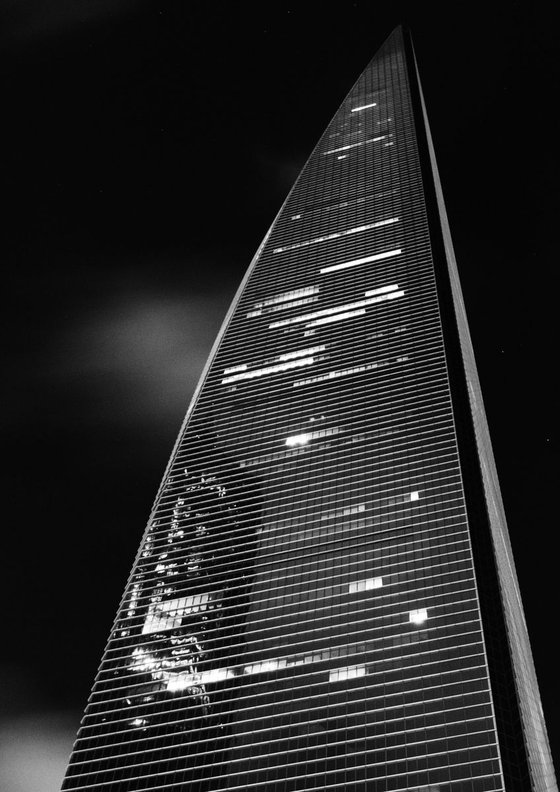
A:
<box><xmin>290</xmin><ymin>214</ymin><xmax>302</xmax><ymax>220</ymax></box>
<box><xmin>270</xmin><ymin>287</ymin><xmax>404</xmax><ymax>329</ymax></box>
<box><xmin>253</xmin><ymin>286</ymin><xmax>319</xmax><ymax>309</ymax></box>
<box><xmin>285</xmin><ymin>426</ymin><xmax>340</xmax><ymax>447</ymax></box>
<box><xmin>329</xmin><ymin>664</ymin><xmax>366</xmax><ymax>682</ymax></box>
<box><xmin>409</xmin><ymin>608</ymin><xmax>428</xmax><ymax>625</ymax></box>
<box><xmin>272</xmin><ymin>218</ymin><xmax>399</xmax><ymax>253</ymax></box>
<box><xmin>322</xmin><ymin>503</ymin><xmax>365</xmax><ymax>521</ymax></box>
<box><xmin>285</xmin><ymin>433</ymin><xmax>310</xmax><ymax>447</ymax></box>
<box><xmin>247</xmin><ymin>296</ymin><xmax>319</xmax><ymax>318</ymax></box>
<box><xmin>337</xmin><ymin>155</ymin><xmax>348</xmax><ymax>160</ymax></box>
<box><xmin>323</xmin><ymin>135</ymin><xmax>388</xmax><ymax>155</ymax></box>
<box><xmin>293</xmin><ymin>355</ymin><xmax>408</xmax><ymax>387</ymax></box>
<box><xmin>306</xmin><ymin>308</ymin><xmax>366</xmax><ymax>328</ymax></box>
<box><xmin>348</xmin><ymin>577</ymin><xmax>383</xmax><ymax>594</ymax></box>
<box><xmin>320</xmin><ymin>248</ymin><xmax>402</xmax><ymax>274</ymax></box>
<box><xmin>410</xmin><ymin>491</ymin><xmax>420</xmax><ymax>501</ymax></box>
<box><xmin>142</xmin><ymin>592</ymin><xmax>219</xmax><ymax>634</ymax></box>
<box><xmin>364</xmin><ymin>284</ymin><xmax>401</xmax><ymax>298</ymax></box>
<box><xmin>223</xmin><ymin>364</ymin><xmax>248</xmax><ymax>374</ymax></box>
<box><xmin>221</xmin><ymin>356</ymin><xmax>317</xmax><ymax>384</ymax></box>
<box><xmin>351</xmin><ymin>102</ymin><xmax>377</xmax><ymax>112</ymax></box>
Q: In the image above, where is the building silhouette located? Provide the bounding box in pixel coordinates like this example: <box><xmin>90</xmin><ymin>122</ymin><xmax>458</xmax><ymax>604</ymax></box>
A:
<box><xmin>62</xmin><ymin>26</ymin><xmax>557</xmax><ymax>792</ymax></box>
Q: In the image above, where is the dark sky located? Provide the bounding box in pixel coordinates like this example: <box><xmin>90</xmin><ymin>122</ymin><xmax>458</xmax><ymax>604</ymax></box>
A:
<box><xmin>1</xmin><ymin>2</ymin><xmax>557</xmax><ymax>789</ymax></box>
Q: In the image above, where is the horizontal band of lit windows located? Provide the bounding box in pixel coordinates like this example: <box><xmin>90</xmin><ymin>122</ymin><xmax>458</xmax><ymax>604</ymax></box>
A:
<box><xmin>171</xmin><ymin>425</ymin><xmax>459</xmax><ymax>493</ymax></box>
<box><xmin>218</xmin><ymin>349</ymin><xmax>446</xmax><ymax>403</ymax></box>
<box><xmin>114</xmin><ymin>515</ymin><xmax>471</xmax><ymax>624</ymax></box>
<box><xmin>164</xmin><ymin>433</ymin><xmax>461</xmax><ymax>517</ymax></box>
<box><xmin>75</xmin><ymin>678</ymin><xmax>491</xmax><ymax>754</ymax></box>
<box><xmin>124</xmin><ymin>496</ymin><xmax>466</xmax><ymax>588</ymax></box>
<box><xmin>221</xmin><ymin>346</ymin><xmax>326</xmax><ymax>382</ymax></box>
<box><xmin>115</xmin><ymin>575</ymin><xmax>476</xmax><ymax>660</ymax></box>
<box><xmin>350</xmin><ymin>101</ymin><xmax>377</xmax><ymax>112</ymax></box>
<box><xmin>117</xmin><ymin>560</ymin><xmax>474</xmax><ymax>641</ymax></box>
<box><xmin>319</xmin><ymin>248</ymin><xmax>403</xmax><ymax>275</ymax></box>
<box><xmin>246</xmin><ymin>295</ymin><xmax>319</xmax><ymax>318</ymax></box>
<box><xmin>114</xmin><ymin>584</ymin><xmax>478</xmax><ymax>675</ymax></box>
<box><xmin>271</xmin><ymin>217</ymin><xmax>399</xmax><ymax>253</ymax></box>
<box><xmin>268</xmin><ymin>285</ymin><xmax>404</xmax><ymax>329</ymax></box>
<box><xmin>209</xmin><ymin>316</ymin><xmax>445</xmax><ymax>399</ymax></box>
<box><xmin>209</xmin><ymin>340</ymin><xmax>446</xmax><ymax>406</ymax></box>
<box><xmin>81</xmin><ymin>665</ymin><xmax>491</xmax><ymax>751</ymax></box>
<box><xmin>118</xmin><ymin>497</ymin><xmax>468</xmax><ymax>614</ymax></box>
<box><xmin>96</xmin><ymin>604</ymin><xmax>482</xmax><ymax>696</ymax></box>
<box><xmin>239</xmin><ymin>240</ymin><xmax>430</xmax><ymax>294</ymax></box>
<box><xmin>181</xmin><ymin>388</ymin><xmax>452</xmax><ymax>466</ymax></box>
<box><xmin>220</xmin><ymin>355</ymin><xmax>320</xmax><ymax>384</ymax></box>
<box><xmin>198</xmin><ymin>348</ymin><xmax>449</xmax><ymax>409</ymax></box>
<box><xmin>90</xmin><ymin>624</ymin><xmax>486</xmax><ymax>712</ymax></box>
<box><xmin>242</xmin><ymin>251</ymin><xmax>431</xmax><ymax>301</ymax></box>
<box><xmin>162</xmin><ymin>436</ymin><xmax>462</xmax><ymax>524</ymax></box>
<box><xmin>166</xmin><ymin>427</ymin><xmax>460</xmax><ymax>507</ymax></box>
<box><xmin>293</xmin><ymin>354</ymin><xmax>408</xmax><ymax>388</ymax></box>
<box><xmin>252</xmin><ymin>285</ymin><xmax>320</xmax><ymax>308</ymax></box>
<box><xmin>118</xmin><ymin>518</ymin><xmax>469</xmax><ymax>609</ymax></box>
<box><xmin>124</xmin><ymin>506</ymin><xmax>469</xmax><ymax>609</ymax></box>
<box><xmin>157</xmin><ymin>418</ymin><xmax>456</xmax><ymax>519</ymax></box>
<box><xmin>121</xmin><ymin>512</ymin><xmax>471</xmax><ymax>614</ymax></box>
<box><xmin>95</xmin><ymin>616</ymin><xmax>483</xmax><ymax>695</ymax></box>
<box><xmin>270</xmin><ymin>217</ymin><xmax>400</xmax><ymax>253</ymax></box>
<box><xmin>184</xmin><ymin>383</ymin><xmax>453</xmax><ymax>458</ymax></box>
<box><xmin>238</xmin><ymin>278</ymin><xmax>427</xmax><ymax>332</ymax></box>
<box><xmin>218</xmin><ymin>348</ymin><xmax>443</xmax><ymax>402</ymax></box>
<box><xmin>221</xmin><ymin>296</ymin><xmax>440</xmax><ymax>363</ymax></box>
<box><xmin>114</xmin><ymin>528</ymin><xmax>473</xmax><ymax>629</ymax></box>
<box><xmin>116</xmin><ymin>516</ymin><xmax>471</xmax><ymax>612</ymax></box>
<box><xmin>129</xmin><ymin>498</ymin><xmax>468</xmax><ymax>600</ymax></box>
<box><xmin>322</xmin><ymin>133</ymin><xmax>389</xmax><ymax>155</ymax></box>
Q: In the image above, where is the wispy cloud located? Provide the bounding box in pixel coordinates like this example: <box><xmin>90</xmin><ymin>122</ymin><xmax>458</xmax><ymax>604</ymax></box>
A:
<box><xmin>0</xmin><ymin>712</ymin><xmax>80</xmax><ymax>792</ymax></box>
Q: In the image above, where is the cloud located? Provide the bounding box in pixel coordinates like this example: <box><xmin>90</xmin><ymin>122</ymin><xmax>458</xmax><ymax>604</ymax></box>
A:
<box><xmin>0</xmin><ymin>712</ymin><xmax>79</xmax><ymax>792</ymax></box>
<box><xmin>46</xmin><ymin>292</ymin><xmax>230</xmax><ymax>429</ymax></box>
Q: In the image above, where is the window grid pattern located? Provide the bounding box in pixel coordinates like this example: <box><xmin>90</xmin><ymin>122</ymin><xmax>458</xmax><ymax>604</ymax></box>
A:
<box><xmin>62</xmin><ymin>27</ymin><xmax>555</xmax><ymax>792</ymax></box>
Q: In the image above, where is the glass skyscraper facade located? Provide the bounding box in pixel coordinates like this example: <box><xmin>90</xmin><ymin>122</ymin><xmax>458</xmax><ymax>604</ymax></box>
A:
<box><xmin>62</xmin><ymin>27</ymin><xmax>556</xmax><ymax>792</ymax></box>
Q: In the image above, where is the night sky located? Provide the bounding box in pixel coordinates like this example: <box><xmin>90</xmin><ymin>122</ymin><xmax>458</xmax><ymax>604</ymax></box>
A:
<box><xmin>1</xmin><ymin>2</ymin><xmax>557</xmax><ymax>790</ymax></box>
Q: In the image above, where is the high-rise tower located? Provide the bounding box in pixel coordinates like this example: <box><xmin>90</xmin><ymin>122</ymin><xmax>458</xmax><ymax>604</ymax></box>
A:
<box><xmin>62</xmin><ymin>27</ymin><xmax>556</xmax><ymax>792</ymax></box>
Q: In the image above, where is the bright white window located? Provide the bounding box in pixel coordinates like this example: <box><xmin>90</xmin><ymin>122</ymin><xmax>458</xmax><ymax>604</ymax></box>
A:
<box><xmin>348</xmin><ymin>577</ymin><xmax>383</xmax><ymax>594</ymax></box>
<box><xmin>253</xmin><ymin>286</ymin><xmax>319</xmax><ymax>309</ymax></box>
<box><xmin>320</xmin><ymin>248</ymin><xmax>402</xmax><ymax>275</ymax></box>
<box><xmin>223</xmin><ymin>364</ymin><xmax>248</xmax><ymax>375</ymax></box>
<box><xmin>272</xmin><ymin>218</ymin><xmax>398</xmax><ymax>253</ymax></box>
<box><xmin>221</xmin><ymin>356</ymin><xmax>316</xmax><ymax>384</ymax></box>
<box><xmin>323</xmin><ymin>135</ymin><xmax>387</xmax><ymax>155</ymax></box>
<box><xmin>409</xmin><ymin>608</ymin><xmax>428</xmax><ymax>625</ymax></box>
<box><xmin>351</xmin><ymin>102</ymin><xmax>377</xmax><ymax>112</ymax></box>
<box><xmin>270</xmin><ymin>287</ymin><xmax>403</xmax><ymax>329</ymax></box>
<box><xmin>329</xmin><ymin>665</ymin><xmax>366</xmax><ymax>682</ymax></box>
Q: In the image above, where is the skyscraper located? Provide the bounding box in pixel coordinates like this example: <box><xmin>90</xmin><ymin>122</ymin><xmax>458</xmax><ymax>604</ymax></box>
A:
<box><xmin>62</xmin><ymin>25</ymin><xmax>556</xmax><ymax>792</ymax></box>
